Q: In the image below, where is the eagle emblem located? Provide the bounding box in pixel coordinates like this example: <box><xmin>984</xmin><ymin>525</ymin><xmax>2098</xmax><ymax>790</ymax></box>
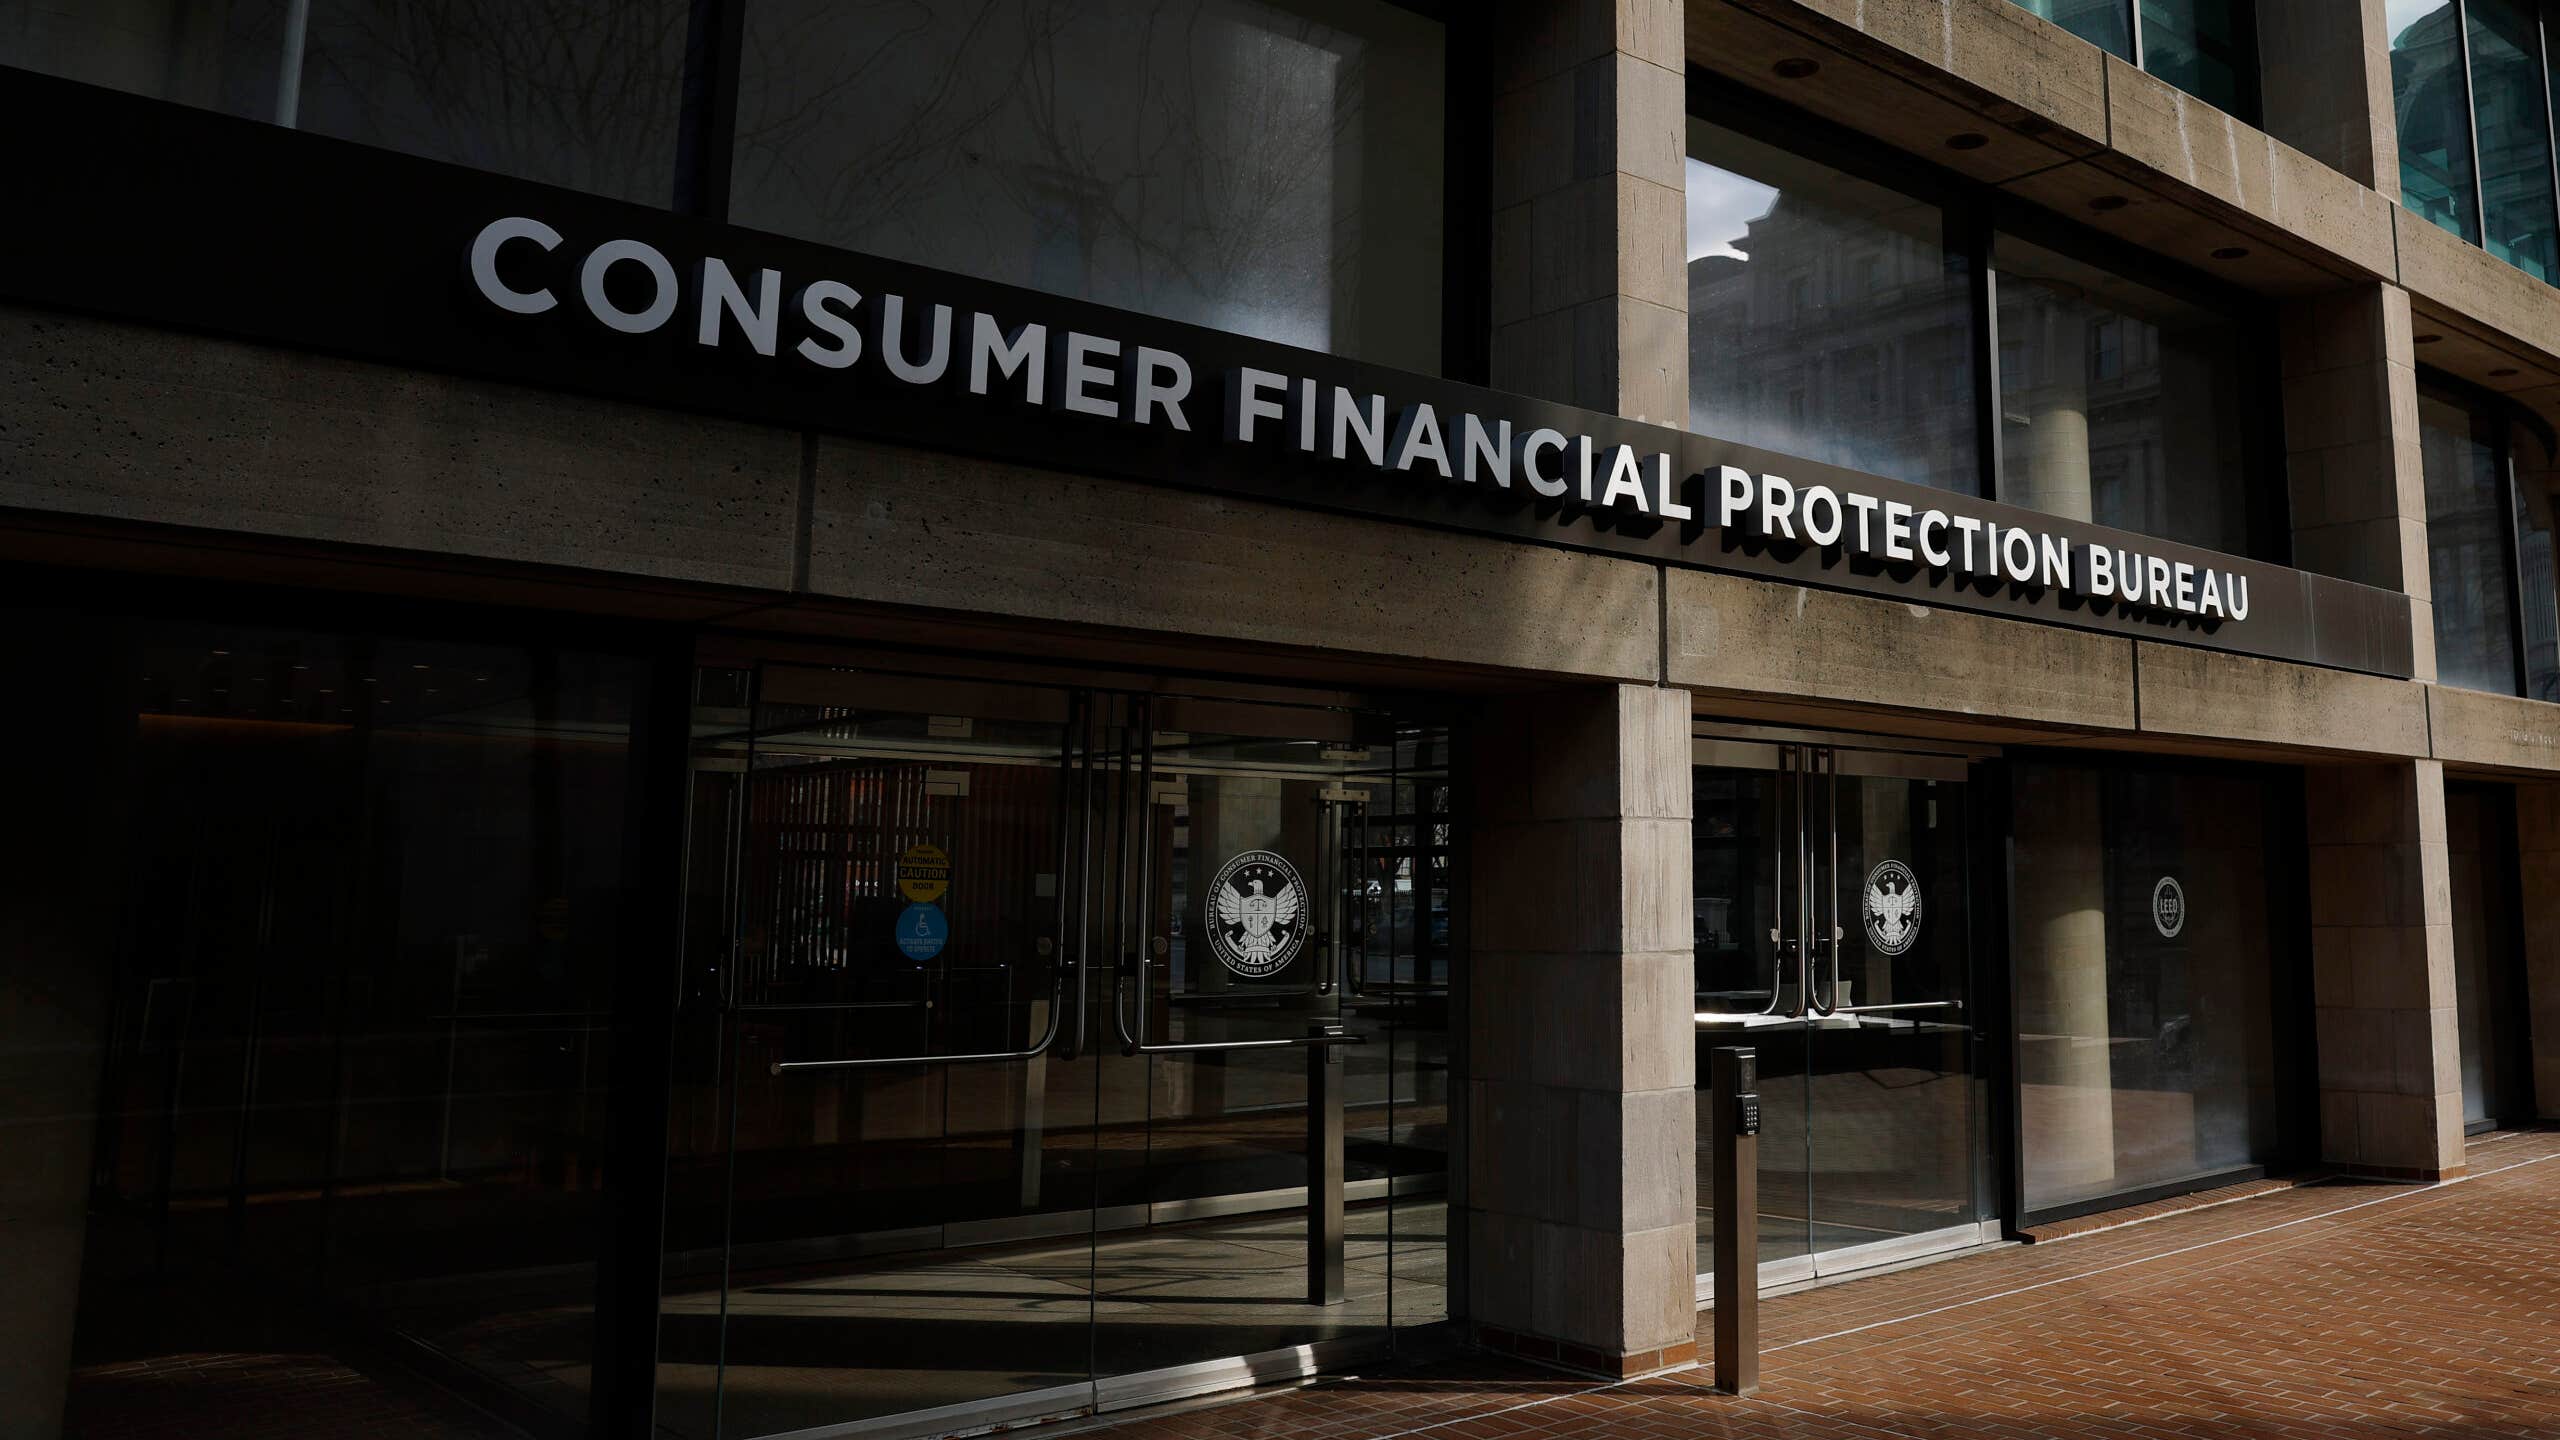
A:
<box><xmin>1208</xmin><ymin>849</ymin><xmax>1306</xmax><ymax>978</ymax></box>
<box><xmin>1863</xmin><ymin>860</ymin><xmax>1921</xmax><ymax>957</ymax></box>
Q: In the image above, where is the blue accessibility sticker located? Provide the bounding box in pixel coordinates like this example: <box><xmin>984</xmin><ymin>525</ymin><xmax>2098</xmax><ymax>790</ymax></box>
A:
<box><xmin>895</xmin><ymin>902</ymin><xmax>949</xmax><ymax>962</ymax></box>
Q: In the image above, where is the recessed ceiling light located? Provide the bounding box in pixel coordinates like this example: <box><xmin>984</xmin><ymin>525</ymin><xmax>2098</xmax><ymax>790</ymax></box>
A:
<box><xmin>1773</xmin><ymin>58</ymin><xmax>1819</xmax><ymax>79</ymax></box>
<box><xmin>2089</xmin><ymin>195</ymin><xmax>2130</xmax><ymax>212</ymax></box>
<box><xmin>1946</xmin><ymin>133</ymin><xmax>1989</xmax><ymax>151</ymax></box>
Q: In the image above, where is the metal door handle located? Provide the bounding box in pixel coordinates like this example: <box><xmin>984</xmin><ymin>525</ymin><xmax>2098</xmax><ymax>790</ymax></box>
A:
<box><xmin>769</xmin><ymin>987</ymin><xmax>1063</xmax><ymax>1073</ymax></box>
<box><xmin>773</xmin><ymin>694</ymin><xmax>1088</xmax><ymax>1075</ymax></box>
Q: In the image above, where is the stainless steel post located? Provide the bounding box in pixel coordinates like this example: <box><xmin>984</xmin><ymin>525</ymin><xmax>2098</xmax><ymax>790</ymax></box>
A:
<box><xmin>1308</xmin><ymin>1021</ymin><xmax>1348</xmax><ymax>1305</ymax></box>
<box><xmin>1711</xmin><ymin>1045</ymin><xmax>1760</xmax><ymax>1395</ymax></box>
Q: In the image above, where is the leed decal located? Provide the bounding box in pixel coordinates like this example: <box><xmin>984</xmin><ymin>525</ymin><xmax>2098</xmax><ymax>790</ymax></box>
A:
<box><xmin>2153</xmin><ymin>877</ymin><xmax>2187</xmax><ymax>939</ymax></box>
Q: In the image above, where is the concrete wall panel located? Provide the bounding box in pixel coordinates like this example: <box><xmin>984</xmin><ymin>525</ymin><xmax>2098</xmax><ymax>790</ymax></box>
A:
<box><xmin>1666</xmin><ymin>568</ymin><xmax>2137</xmax><ymax>731</ymax></box>
<box><xmin>806</xmin><ymin>437</ymin><xmax>1663</xmax><ymax>682</ymax></box>
<box><xmin>2103</xmin><ymin>57</ymin><xmax>2397</xmax><ymax>282</ymax></box>
<box><xmin>0</xmin><ymin>307</ymin><xmax>802</xmax><ymax>591</ymax></box>
<box><xmin>1737</xmin><ymin>0</ymin><xmax>2110</xmax><ymax>147</ymax></box>
<box><xmin>2429</xmin><ymin>685</ymin><xmax>2560</xmax><ymax>775</ymax></box>
<box><xmin>2395</xmin><ymin>208</ymin><xmax>2560</xmax><ymax>369</ymax></box>
<box><xmin>2136</xmin><ymin>644</ymin><xmax>2429</xmax><ymax>756</ymax></box>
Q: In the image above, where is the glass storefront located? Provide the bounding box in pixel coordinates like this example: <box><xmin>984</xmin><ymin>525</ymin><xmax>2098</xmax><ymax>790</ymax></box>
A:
<box><xmin>3</xmin><ymin>603</ymin><xmax>647</xmax><ymax>1435</ymax></box>
<box><xmin>2447</xmin><ymin>784</ymin><xmax>2533</xmax><ymax>1127</ymax></box>
<box><xmin>2011</xmin><ymin>758</ymin><xmax>2291</xmax><ymax>1215</ymax></box>
<box><xmin>1692</xmin><ymin>736</ymin><xmax>1989</xmax><ymax>1288</ymax></box>
<box><xmin>655</xmin><ymin>664</ymin><xmax>1453</xmax><ymax>1438</ymax></box>
<box><xmin>4</xmin><ymin>599</ymin><xmax>1458</xmax><ymax>1440</ymax></box>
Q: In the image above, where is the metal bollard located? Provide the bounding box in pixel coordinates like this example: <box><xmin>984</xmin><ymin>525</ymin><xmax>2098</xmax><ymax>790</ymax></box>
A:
<box><xmin>1307</xmin><ymin>1022</ymin><xmax>1347</xmax><ymax>1305</ymax></box>
<box><xmin>1710</xmin><ymin>1045</ymin><xmax>1760</xmax><ymax>1396</ymax></box>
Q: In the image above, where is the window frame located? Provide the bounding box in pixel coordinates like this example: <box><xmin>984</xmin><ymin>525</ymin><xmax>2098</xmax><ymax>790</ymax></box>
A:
<box><xmin>1989</xmin><ymin>747</ymin><xmax>2316</xmax><ymax>1233</ymax></box>
<box><xmin>1685</xmin><ymin>75</ymin><xmax>2290</xmax><ymax>562</ymax></box>
<box><xmin>2415</xmin><ymin>370</ymin><xmax>2558</xmax><ymax>697</ymax></box>
<box><xmin>666</xmin><ymin>0</ymin><xmax>1488</xmax><ymax>382</ymax></box>
<box><xmin>0</xmin><ymin>0</ymin><xmax>1483</xmax><ymax>385</ymax></box>
<box><xmin>2392</xmin><ymin>0</ymin><xmax>2560</xmax><ymax>277</ymax></box>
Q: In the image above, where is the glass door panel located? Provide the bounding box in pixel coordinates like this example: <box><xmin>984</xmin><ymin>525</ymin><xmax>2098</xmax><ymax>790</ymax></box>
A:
<box><xmin>1693</xmin><ymin>747</ymin><xmax>1812</xmax><ymax>1274</ymax></box>
<box><xmin>674</xmin><ymin>666</ymin><xmax>1098</xmax><ymax>1440</ymax></box>
<box><xmin>1090</xmin><ymin>696</ymin><xmax>1395</xmax><ymax>1385</ymax></box>
<box><xmin>1694</xmin><ymin>738</ymin><xmax>1984</xmax><ymax>1296</ymax></box>
<box><xmin>666</xmin><ymin>671</ymin><xmax>1457</xmax><ymax>1439</ymax></box>
<box><xmin>1805</xmin><ymin>758</ymin><xmax>1978</xmax><ymax>1267</ymax></box>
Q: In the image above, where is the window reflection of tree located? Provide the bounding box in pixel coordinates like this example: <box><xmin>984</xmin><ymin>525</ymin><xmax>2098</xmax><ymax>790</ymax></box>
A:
<box><xmin>298</xmin><ymin>0</ymin><xmax>687</xmax><ymax>205</ymax></box>
<box><xmin>732</xmin><ymin>0</ymin><xmax>1372</xmax><ymax>350</ymax></box>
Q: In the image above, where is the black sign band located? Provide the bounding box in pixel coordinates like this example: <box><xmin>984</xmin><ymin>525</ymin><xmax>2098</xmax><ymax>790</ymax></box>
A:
<box><xmin>0</xmin><ymin>70</ymin><xmax>2413</xmax><ymax>678</ymax></box>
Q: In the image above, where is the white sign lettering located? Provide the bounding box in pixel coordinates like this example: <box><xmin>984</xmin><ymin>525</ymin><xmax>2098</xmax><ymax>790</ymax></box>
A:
<box><xmin>1716</xmin><ymin>466</ymin><xmax>2248</xmax><ymax>620</ymax></box>
<box><xmin>464</xmin><ymin>214</ymin><xmax>2253</xmax><ymax>628</ymax></box>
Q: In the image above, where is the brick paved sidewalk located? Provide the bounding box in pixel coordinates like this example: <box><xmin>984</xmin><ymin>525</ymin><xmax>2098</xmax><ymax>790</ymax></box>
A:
<box><xmin>1088</xmin><ymin>1128</ymin><xmax>2560</xmax><ymax>1440</ymax></box>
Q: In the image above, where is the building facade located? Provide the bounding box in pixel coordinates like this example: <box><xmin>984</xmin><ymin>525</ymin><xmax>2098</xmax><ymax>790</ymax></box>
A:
<box><xmin>1</xmin><ymin>1</ymin><xmax>2555</xmax><ymax>1437</ymax></box>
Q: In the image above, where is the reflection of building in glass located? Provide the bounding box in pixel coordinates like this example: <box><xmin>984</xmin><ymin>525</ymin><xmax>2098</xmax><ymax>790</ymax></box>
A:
<box><xmin>1687</xmin><ymin>182</ymin><xmax>1977</xmax><ymax>493</ymax></box>
<box><xmin>2391</xmin><ymin>3</ymin><xmax>2478</xmax><ymax>240</ymax></box>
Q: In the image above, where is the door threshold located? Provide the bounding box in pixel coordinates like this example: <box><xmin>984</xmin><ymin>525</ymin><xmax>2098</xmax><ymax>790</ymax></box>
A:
<box><xmin>1695</xmin><ymin>1221</ymin><xmax>2005</xmax><ymax>1306</ymax></box>
<box><xmin>745</xmin><ymin>1338</ymin><xmax>1398</xmax><ymax>1440</ymax></box>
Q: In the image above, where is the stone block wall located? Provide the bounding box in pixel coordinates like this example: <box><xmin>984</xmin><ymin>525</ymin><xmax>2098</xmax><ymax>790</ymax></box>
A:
<box><xmin>1465</xmin><ymin>683</ymin><xmax>1697</xmax><ymax>1375</ymax></box>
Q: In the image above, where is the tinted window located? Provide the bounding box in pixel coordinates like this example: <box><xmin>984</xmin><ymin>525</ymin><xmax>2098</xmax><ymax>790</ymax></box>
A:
<box><xmin>2014</xmin><ymin>0</ymin><xmax>2135</xmax><ymax>59</ymax></box>
<box><xmin>0</xmin><ymin>1</ymin><xmax>689</xmax><ymax>206</ymax></box>
<box><xmin>2392</xmin><ymin>0</ymin><xmax>2484</xmax><ymax>243</ymax></box>
<box><xmin>1686</xmin><ymin>118</ymin><xmax>1979</xmax><ymax>494</ymax></box>
<box><xmin>2140</xmin><ymin>0</ymin><xmax>2255</xmax><ymax>116</ymax></box>
<box><xmin>2518</xmin><ymin>478</ymin><xmax>2560</xmax><ymax>699</ymax></box>
<box><xmin>1994</xmin><ymin>234</ymin><xmax>2251</xmax><ymax>552</ymax></box>
<box><xmin>2421</xmin><ymin>390</ymin><xmax>2523</xmax><ymax>694</ymax></box>
<box><xmin>2469</xmin><ymin>0</ymin><xmax>2560</xmax><ymax>280</ymax></box>
<box><xmin>2014</xmin><ymin>760</ymin><xmax>2283</xmax><ymax>1214</ymax></box>
<box><xmin>728</xmin><ymin>0</ymin><xmax>1447</xmax><ymax>373</ymax></box>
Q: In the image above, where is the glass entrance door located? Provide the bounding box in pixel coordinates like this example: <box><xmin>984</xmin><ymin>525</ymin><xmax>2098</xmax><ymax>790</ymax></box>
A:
<box><xmin>659</xmin><ymin>665</ymin><xmax>1450</xmax><ymax>1440</ymax></box>
<box><xmin>1693</xmin><ymin>737</ymin><xmax>1986</xmax><ymax>1292</ymax></box>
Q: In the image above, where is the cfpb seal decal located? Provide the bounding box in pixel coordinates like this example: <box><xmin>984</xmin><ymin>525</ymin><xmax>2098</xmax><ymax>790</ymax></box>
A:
<box><xmin>1864</xmin><ymin>860</ymin><xmax>1922</xmax><ymax>956</ymax></box>
<box><xmin>1209</xmin><ymin>850</ymin><xmax>1307</xmax><ymax>978</ymax></box>
<box><xmin>2152</xmin><ymin>876</ymin><xmax>2187</xmax><ymax>938</ymax></box>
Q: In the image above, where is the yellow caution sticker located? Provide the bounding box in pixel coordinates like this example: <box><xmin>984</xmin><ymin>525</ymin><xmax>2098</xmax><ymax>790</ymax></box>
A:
<box><xmin>898</xmin><ymin>842</ymin><xmax>951</xmax><ymax>904</ymax></box>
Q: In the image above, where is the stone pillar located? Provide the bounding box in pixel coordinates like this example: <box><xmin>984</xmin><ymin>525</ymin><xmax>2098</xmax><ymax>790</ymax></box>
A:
<box><xmin>2011</xmin><ymin>765</ymin><xmax>2115</xmax><ymax>1198</ymax></box>
<box><xmin>2517</xmin><ymin>785</ymin><xmax>2560</xmax><ymax>1119</ymax></box>
<box><xmin>2281</xmin><ymin>283</ymin><xmax>2436</xmax><ymax>681</ymax></box>
<box><xmin>2308</xmin><ymin>761</ymin><xmax>2466</xmax><ymax>1180</ymax></box>
<box><xmin>2255</xmin><ymin>0</ymin><xmax>2398</xmax><ymax>195</ymax></box>
<box><xmin>2012</xmin><ymin>297</ymin><xmax>2094</xmax><ymax>523</ymax></box>
<box><xmin>1465</xmin><ymin>684</ymin><xmax>1695</xmax><ymax>1376</ymax></box>
<box><xmin>1488</xmin><ymin>0</ymin><xmax>1686</xmax><ymax>425</ymax></box>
